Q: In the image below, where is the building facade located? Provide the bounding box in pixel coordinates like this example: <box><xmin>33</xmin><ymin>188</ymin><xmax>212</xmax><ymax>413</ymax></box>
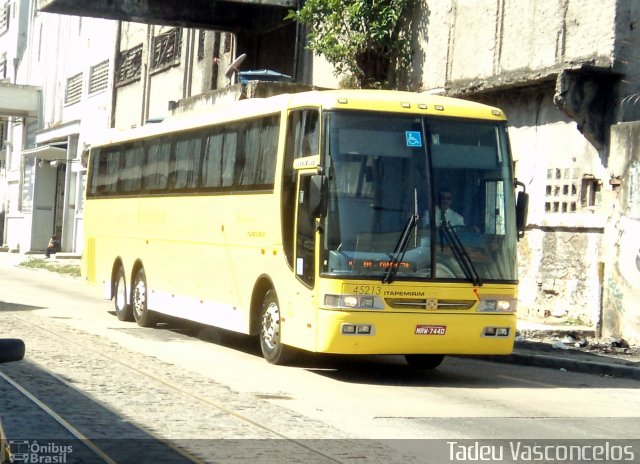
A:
<box><xmin>112</xmin><ymin>23</ymin><xmax>236</xmax><ymax>130</ymax></box>
<box><xmin>0</xmin><ymin>2</ymin><xmax>238</xmax><ymax>255</ymax></box>
<box><xmin>0</xmin><ymin>0</ymin><xmax>117</xmax><ymax>255</ymax></box>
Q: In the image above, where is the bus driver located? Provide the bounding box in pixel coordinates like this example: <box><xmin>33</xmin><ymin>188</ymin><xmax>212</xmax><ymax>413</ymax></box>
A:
<box><xmin>423</xmin><ymin>189</ymin><xmax>465</xmax><ymax>227</ymax></box>
<box><xmin>436</xmin><ymin>188</ymin><xmax>464</xmax><ymax>226</ymax></box>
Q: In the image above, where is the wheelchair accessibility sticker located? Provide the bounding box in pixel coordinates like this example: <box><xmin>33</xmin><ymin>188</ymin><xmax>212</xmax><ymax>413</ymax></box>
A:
<box><xmin>405</xmin><ymin>131</ymin><xmax>423</xmax><ymax>147</ymax></box>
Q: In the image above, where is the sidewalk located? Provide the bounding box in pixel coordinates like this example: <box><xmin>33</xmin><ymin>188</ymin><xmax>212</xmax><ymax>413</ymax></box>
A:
<box><xmin>1</xmin><ymin>250</ymin><xmax>638</xmax><ymax>379</ymax></box>
<box><xmin>494</xmin><ymin>321</ymin><xmax>640</xmax><ymax>380</ymax></box>
<box><xmin>0</xmin><ymin>250</ymin><xmax>81</xmax><ymax>266</ymax></box>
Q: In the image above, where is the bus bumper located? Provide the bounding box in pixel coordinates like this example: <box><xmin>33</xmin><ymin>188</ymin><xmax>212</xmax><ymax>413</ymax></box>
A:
<box><xmin>315</xmin><ymin>310</ymin><xmax>516</xmax><ymax>355</ymax></box>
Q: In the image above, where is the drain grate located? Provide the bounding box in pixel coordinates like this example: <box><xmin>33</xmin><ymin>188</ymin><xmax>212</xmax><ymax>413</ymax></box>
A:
<box><xmin>253</xmin><ymin>393</ymin><xmax>293</xmax><ymax>400</ymax></box>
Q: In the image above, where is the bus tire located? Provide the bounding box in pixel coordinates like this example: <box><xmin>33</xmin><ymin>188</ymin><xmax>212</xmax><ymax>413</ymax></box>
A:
<box><xmin>132</xmin><ymin>267</ymin><xmax>156</xmax><ymax>328</ymax></box>
<box><xmin>0</xmin><ymin>339</ymin><xmax>25</xmax><ymax>363</ymax></box>
<box><xmin>404</xmin><ymin>354</ymin><xmax>445</xmax><ymax>369</ymax></box>
<box><xmin>114</xmin><ymin>266</ymin><xmax>133</xmax><ymax>321</ymax></box>
<box><xmin>259</xmin><ymin>289</ymin><xmax>295</xmax><ymax>365</ymax></box>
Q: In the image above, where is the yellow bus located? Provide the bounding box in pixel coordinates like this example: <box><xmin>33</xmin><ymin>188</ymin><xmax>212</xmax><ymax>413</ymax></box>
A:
<box><xmin>83</xmin><ymin>89</ymin><xmax>528</xmax><ymax>367</ymax></box>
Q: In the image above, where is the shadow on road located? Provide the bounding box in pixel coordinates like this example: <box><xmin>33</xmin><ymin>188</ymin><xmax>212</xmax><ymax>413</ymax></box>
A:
<box><xmin>127</xmin><ymin>317</ymin><xmax>640</xmax><ymax>390</ymax></box>
<box><xmin>0</xmin><ymin>359</ymin><xmax>200</xmax><ymax>463</ymax></box>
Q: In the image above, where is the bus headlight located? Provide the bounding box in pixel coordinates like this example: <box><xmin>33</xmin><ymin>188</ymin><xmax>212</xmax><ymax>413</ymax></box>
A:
<box><xmin>477</xmin><ymin>298</ymin><xmax>516</xmax><ymax>313</ymax></box>
<box><xmin>324</xmin><ymin>294</ymin><xmax>381</xmax><ymax>309</ymax></box>
<box><xmin>343</xmin><ymin>296</ymin><xmax>359</xmax><ymax>307</ymax></box>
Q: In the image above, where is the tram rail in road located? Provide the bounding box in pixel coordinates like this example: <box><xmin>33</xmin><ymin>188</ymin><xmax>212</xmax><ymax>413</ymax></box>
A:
<box><xmin>0</xmin><ymin>316</ymin><xmax>423</xmax><ymax>464</ymax></box>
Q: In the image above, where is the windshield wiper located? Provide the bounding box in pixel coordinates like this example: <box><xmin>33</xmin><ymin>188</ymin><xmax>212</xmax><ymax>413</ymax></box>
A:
<box><xmin>439</xmin><ymin>221</ymin><xmax>482</xmax><ymax>286</ymax></box>
<box><xmin>383</xmin><ymin>213</ymin><xmax>419</xmax><ymax>284</ymax></box>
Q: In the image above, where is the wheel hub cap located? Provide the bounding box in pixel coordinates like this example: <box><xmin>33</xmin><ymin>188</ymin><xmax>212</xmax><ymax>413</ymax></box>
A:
<box><xmin>262</xmin><ymin>302</ymin><xmax>280</xmax><ymax>350</ymax></box>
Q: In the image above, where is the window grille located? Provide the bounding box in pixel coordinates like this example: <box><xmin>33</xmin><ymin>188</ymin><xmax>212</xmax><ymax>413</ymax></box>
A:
<box><xmin>89</xmin><ymin>60</ymin><xmax>109</xmax><ymax>94</ymax></box>
<box><xmin>0</xmin><ymin>56</ymin><xmax>6</xmax><ymax>79</ymax></box>
<box><xmin>197</xmin><ymin>30</ymin><xmax>205</xmax><ymax>61</ymax></box>
<box><xmin>0</xmin><ymin>2</ymin><xmax>9</xmax><ymax>34</ymax></box>
<box><xmin>151</xmin><ymin>28</ymin><xmax>182</xmax><ymax>72</ymax></box>
<box><xmin>223</xmin><ymin>32</ymin><xmax>231</xmax><ymax>53</ymax></box>
<box><xmin>544</xmin><ymin>166</ymin><xmax>583</xmax><ymax>213</ymax></box>
<box><xmin>65</xmin><ymin>73</ymin><xmax>83</xmax><ymax>105</ymax></box>
<box><xmin>116</xmin><ymin>44</ymin><xmax>142</xmax><ymax>87</ymax></box>
<box><xmin>211</xmin><ymin>31</ymin><xmax>221</xmax><ymax>90</ymax></box>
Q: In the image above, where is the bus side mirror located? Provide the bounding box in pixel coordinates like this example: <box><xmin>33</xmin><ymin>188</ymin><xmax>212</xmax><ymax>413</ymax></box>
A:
<box><xmin>0</xmin><ymin>339</ymin><xmax>25</xmax><ymax>363</ymax></box>
<box><xmin>309</xmin><ymin>174</ymin><xmax>327</xmax><ymax>218</ymax></box>
<box><xmin>515</xmin><ymin>182</ymin><xmax>528</xmax><ymax>239</ymax></box>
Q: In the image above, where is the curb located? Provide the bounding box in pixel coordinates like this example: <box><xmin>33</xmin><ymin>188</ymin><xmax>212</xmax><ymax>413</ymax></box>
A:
<box><xmin>477</xmin><ymin>351</ymin><xmax>640</xmax><ymax>380</ymax></box>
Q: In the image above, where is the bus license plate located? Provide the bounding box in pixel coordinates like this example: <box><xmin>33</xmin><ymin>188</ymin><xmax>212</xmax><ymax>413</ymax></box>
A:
<box><xmin>415</xmin><ymin>325</ymin><xmax>446</xmax><ymax>335</ymax></box>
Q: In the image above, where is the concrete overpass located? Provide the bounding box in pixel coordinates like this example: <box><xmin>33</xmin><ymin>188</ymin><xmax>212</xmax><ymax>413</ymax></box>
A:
<box><xmin>37</xmin><ymin>0</ymin><xmax>304</xmax><ymax>80</ymax></box>
<box><xmin>37</xmin><ymin>0</ymin><xmax>297</xmax><ymax>34</ymax></box>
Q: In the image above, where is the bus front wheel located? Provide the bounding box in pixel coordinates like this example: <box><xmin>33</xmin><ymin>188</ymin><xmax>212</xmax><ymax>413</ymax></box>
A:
<box><xmin>114</xmin><ymin>266</ymin><xmax>133</xmax><ymax>321</ymax></box>
<box><xmin>132</xmin><ymin>268</ymin><xmax>156</xmax><ymax>328</ymax></box>
<box><xmin>259</xmin><ymin>290</ymin><xmax>295</xmax><ymax>365</ymax></box>
<box><xmin>405</xmin><ymin>354</ymin><xmax>445</xmax><ymax>369</ymax></box>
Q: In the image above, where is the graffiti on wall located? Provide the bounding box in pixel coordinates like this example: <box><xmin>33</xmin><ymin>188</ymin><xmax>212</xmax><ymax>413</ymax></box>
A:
<box><xmin>606</xmin><ymin>273</ymin><xmax>625</xmax><ymax>316</ymax></box>
<box><xmin>617</xmin><ymin>216</ymin><xmax>640</xmax><ymax>291</ymax></box>
<box><xmin>629</xmin><ymin>160</ymin><xmax>640</xmax><ymax>218</ymax></box>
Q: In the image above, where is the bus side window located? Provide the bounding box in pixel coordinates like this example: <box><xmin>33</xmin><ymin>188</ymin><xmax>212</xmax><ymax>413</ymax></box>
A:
<box><xmin>239</xmin><ymin>118</ymin><xmax>277</xmax><ymax>188</ymax></box>
<box><xmin>89</xmin><ymin>148</ymin><xmax>105</xmax><ymax>195</ymax></box>
<box><xmin>120</xmin><ymin>143</ymin><xmax>143</xmax><ymax>193</ymax></box>
<box><xmin>104</xmin><ymin>149</ymin><xmax>121</xmax><ymax>194</ymax></box>
<box><xmin>221</xmin><ymin>129</ymin><xmax>238</xmax><ymax>188</ymax></box>
<box><xmin>258</xmin><ymin>116</ymin><xmax>279</xmax><ymax>186</ymax></box>
<box><xmin>202</xmin><ymin>131</ymin><xmax>224</xmax><ymax>188</ymax></box>
<box><xmin>287</xmin><ymin>110</ymin><xmax>319</xmax><ymax>158</ymax></box>
<box><xmin>233</xmin><ymin>122</ymin><xmax>248</xmax><ymax>186</ymax></box>
<box><xmin>143</xmin><ymin>138</ymin><xmax>171</xmax><ymax>191</ymax></box>
<box><xmin>173</xmin><ymin>134</ymin><xmax>203</xmax><ymax>190</ymax></box>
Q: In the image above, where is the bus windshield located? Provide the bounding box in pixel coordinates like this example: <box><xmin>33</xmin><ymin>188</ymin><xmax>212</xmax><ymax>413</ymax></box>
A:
<box><xmin>321</xmin><ymin>110</ymin><xmax>517</xmax><ymax>283</ymax></box>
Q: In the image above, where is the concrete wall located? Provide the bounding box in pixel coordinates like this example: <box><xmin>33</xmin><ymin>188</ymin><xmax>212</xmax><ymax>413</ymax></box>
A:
<box><xmin>412</xmin><ymin>0</ymin><xmax>617</xmax><ymax>93</ymax></box>
<box><xmin>469</xmin><ymin>84</ymin><xmax>608</xmax><ymax>326</ymax></box>
<box><xmin>603</xmin><ymin>122</ymin><xmax>640</xmax><ymax>344</ymax></box>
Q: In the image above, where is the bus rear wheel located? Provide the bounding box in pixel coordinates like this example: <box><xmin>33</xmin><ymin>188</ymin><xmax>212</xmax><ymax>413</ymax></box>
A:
<box><xmin>132</xmin><ymin>268</ymin><xmax>156</xmax><ymax>328</ymax></box>
<box><xmin>259</xmin><ymin>290</ymin><xmax>295</xmax><ymax>365</ymax></box>
<box><xmin>404</xmin><ymin>354</ymin><xmax>445</xmax><ymax>369</ymax></box>
<box><xmin>114</xmin><ymin>266</ymin><xmax>133</xmax><ymax>321</ymax></box>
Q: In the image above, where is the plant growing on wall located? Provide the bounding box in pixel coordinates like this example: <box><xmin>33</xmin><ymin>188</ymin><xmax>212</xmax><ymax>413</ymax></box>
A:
<box><xmin>287</xmin><ymin>0</ymin><xmax>412</xmax><ymax>89</ymax></box>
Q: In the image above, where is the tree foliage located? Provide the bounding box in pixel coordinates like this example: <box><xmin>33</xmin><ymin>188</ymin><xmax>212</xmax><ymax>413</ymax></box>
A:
<box><xmin>287</xmin><ymin>0</ymin><xmax>412</xmax><ymax>89</ymax></box>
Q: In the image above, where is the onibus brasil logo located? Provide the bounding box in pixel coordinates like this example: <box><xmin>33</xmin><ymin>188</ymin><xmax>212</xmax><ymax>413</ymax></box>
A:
<box><xmin>8</xmin><ymin>440</ymin><xmax>73</xmax><ymax>463</ymax></box>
